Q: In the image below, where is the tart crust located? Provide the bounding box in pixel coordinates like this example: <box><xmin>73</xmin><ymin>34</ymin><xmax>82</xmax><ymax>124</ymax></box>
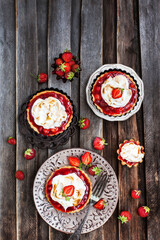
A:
<box><xmin>117</xmin><ymin>139</ymin><xmax>145</xmax><ymax>168</ymax></box>
<box><xmin>45</xmin><ymin>166</ymin><xmax>92</xmax><ymax>213</ymax></box>
<box><xmin>92</xmin><ymin>71</ymin><xmax>138</xmax><ymax>116</ymax></box>
<box><xmin>26</xmin><ymin>90</ymin><xmax>73</xmax><ymax>136</ymax></box>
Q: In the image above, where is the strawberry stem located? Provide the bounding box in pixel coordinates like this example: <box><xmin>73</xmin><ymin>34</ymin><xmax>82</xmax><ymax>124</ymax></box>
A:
<box><xmin>30</xmin><ymin>72</ymin><xmax>37</xmax><ymax>79</ymax></box>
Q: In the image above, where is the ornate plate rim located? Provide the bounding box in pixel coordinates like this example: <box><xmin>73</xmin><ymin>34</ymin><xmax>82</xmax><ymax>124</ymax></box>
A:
<box><xmin>86</xmin><ymin>64</ymin><xmax>144</xmax><ymax>121</ymax></box>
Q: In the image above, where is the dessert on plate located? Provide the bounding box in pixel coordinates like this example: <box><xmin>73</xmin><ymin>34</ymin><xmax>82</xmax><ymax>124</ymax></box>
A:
<box><xmin>26</xmin><ymin>90</ymin><xmax>73</xmax><ymax>136</ymax></box>
<box><xmin>117</xmin><ymin>139</ymin><xmax>145</xmax><ymax>167</ymax></box>
<box><xmin>45</xmin><ymin>166</ymin><xmax>92</xmax><ymax>213</ymax></box>
<box><xmin>91</xmin><ymin>70</ymin><xmax>139</xmax><ymax>116</ymax></box>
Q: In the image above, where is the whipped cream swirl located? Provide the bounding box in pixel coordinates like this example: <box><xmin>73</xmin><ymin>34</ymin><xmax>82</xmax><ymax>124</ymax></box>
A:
<box><xmin>101</xmin><ymin>75</ymin><xmax>132</xmax><ymax>108</ymax></box>
<box><xmin>120</xmin><ymin>142</ymin><xmax>144</xmax><ymax>163</ymax></box>
<box><xmin>31</xmin><ymin>97</ymin><xmax>67</xmax><ymax>129</ymax></box>
<box><xmin>50</xmin><ymin>173</ymin><xmax>86</xmax><ymax>211</ymax></box>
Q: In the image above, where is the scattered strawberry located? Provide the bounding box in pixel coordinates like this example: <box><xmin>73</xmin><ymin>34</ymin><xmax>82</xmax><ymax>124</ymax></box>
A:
<box><xmin>62</xmin><ymin>50</ymin><xmax>73</xmax><ymax>62</ymax></box>
<box><xmin>59</xmin><ymin>62</ymin><xmax>71</xmax><ymax>73</ymax></box>
<box><xmin>88</xmin><ymin>165</ymin><xmax>103</xmax><ymax>176</ymax></box>
<box><xmin>8</xmin><ymin>137</ymin><xmax>16</xmax><ymax>145</ymax></box>
<box><xmin>118</xmin><ymin>211</ymin><xmax>131</xmax><ymax>224</ymax></box>
<box><xmin>81</xmin><ymin>152</ymin><xmax>92</xmax><ymax>165</ymax></box>
<box><xmin>78</xmin><ymin>118</ymin><xmax>90</xmax><ymax>130</ymax></box>
<box><xmin>94</xmin><ymin>199</ymin><xmax>106</xmax><ymax>210</ymax></box>
<box><xmin>24</xmin><ymin>148</ymin><xmax>36</xmax><ymax>160</ymax></box>
<box><xmin>56</xmin><ymin>58</ymin><xmax>63</xmax><ymax>66</ymax></box>
<box><xmin>65</xmin><ymin>71</ymin><xmax>74</xmax><ymax>80</ymax></box>
<box><xmin>68</xmin><ymin>156</ymin><xmax>80</xmax><ymax>167</ymax></box>
<box><xmin>56</xmin><ymin>67</ymin><xmax>64</xmax><ymax>76</ymax></box>
<box><xmin>72</xmin><ymin>64</ymin><xmax>80</xmax><ymax>73</ymax></box>
<box><xmin>93</xmin><ymin>137</ymin><xmax>108</xmax><ymax>150</ymax></box>
<box><xmin>31</xmin><ymin>72</ymin><xmax>48</xmax><ymax>83</ymax></box>
<box><xmin>131</xmin><ymin>190</ymin><xmax>141</xmax><ymax>199</ymax></box>
<box><xmin>138</xmin><ymin>206</ymin><xmax>150</xmax><ymax>218</ymax></box>
<box><xmin>112</xmin><ymin>88</ymin><xmax>123</xmax><ymax>99</ymax></box>
<box><xmin>15</xmin><ymin>170</ymin><xmax>25</xmax><ymax>180</ymax></box>
<box><xmin>68</xmin><ymin>60</ymin><xmax>75</xmax><ymax>66</ymax></box>
<box><xmin>63</xmin><ymin>185</ymin><xmax>75</xmax><ymax>196</ymax></box>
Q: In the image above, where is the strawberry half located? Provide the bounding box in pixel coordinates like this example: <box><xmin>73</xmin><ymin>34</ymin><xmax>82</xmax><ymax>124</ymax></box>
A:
<box><xmin>118</xmin><ymin>211</ymin><xmax>131</xmax><ymax>224</ymax></box>
<box><xmin>15</xmin><ymin>170</ymin><xmax>25</xmax><ymax>180</ymax></box>
<box><xmin>63</xmin><ymin>185</ymin><xmax>75</xmax><ymax>196</ymax></box>
<box><xmin>131</xmin><ymin>190</ymin><xmax>141</xmax><ymax>199</ymax></box>
<box><xmin>93</xmin><ymin>137</ymin><xmax>108</xmax><ymax>150</ymax></box>
<box><xmin>65</xmin><ymin>71</ymin><xmax>74</xmax><ymax>80</ymax></box>
<box><xmin>8</xmin><ymin>137</ymin><xmax>16</xmax><ymax>145</ymax></box>
<box><xmin>62</xmin><ymin>50</ymin><xmax>73</xmax><ymax>62</ymax></box>
<box><xmin>59</xmin><ymin>62</ymin><xmax>71</xmax><ymax>73</ymax></box>
<box><xmin>24</xmin><ymin>148</ymin><xmax>36</xmax><ymax>160</ymax></box>
<box><xmin>56</xmin><ymin>58</ymin><xmax>63</xmax><ymax>66</ymax></box>
<box><xmin>112</xmin><ymin>88</ymin><xmax>123</xmax><ymax>99</ymax></box>
<box><xmin>88</xmin><ymin>165</ymin><xmax>103</xmax><ymax>176</ymax></box>
<box><xmin>78</xmin><ymin>118</ymin><xmax>90</xmax><ymax>130</ymax></box>
<box><xmin>68</xmin><ymin>156</ymin><xmax>80</xmax><ymax>167</ymax></box>
<box><xmin>94</xmin><ymin>199</ymin><xmax>106</xmax><ymax>210</ymax></box>
<box><xmin>138</xmin><ymin>206</ymin><xmax>150</xmax><ymax>218</ymax></box>
<box><xmin>81</xmin><ymin>152</ymin><xmax>92</xmax><ymax>165</ymax></box>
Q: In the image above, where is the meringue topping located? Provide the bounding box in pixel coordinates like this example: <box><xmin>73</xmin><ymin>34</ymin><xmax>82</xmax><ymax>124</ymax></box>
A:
<box><xmin>120</xmin><ymin>142</ymin><xmax>144</xmax><ymax>163</ymax></box>
<box><xmin>31</xmin><ymin>97</ymin><xmax>67</xmax><ymax>129</ymax></box>
<box><xmin>101</xmin><ymin>75</ymin><xmax>132</xmax><ymax>108</ymax></box>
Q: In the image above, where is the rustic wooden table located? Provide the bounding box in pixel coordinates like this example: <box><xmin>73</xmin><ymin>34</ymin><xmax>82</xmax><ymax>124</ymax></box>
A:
<box><xmin>0</xmin><ymin>0</ymin><xmax>159</xmax><ymax>240</ymax></box>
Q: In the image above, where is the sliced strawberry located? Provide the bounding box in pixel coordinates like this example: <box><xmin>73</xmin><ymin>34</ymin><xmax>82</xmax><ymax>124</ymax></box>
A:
<box><xmin>68</xmin><ymin>60</ymin><xmax>75</xmax><ymax>66</ymax></box>
<box><xmin>94</xmin><ymin>199</ymin><xmax>106</xmax><ymax>210</ymax></box>
<box><xmin>118</xmin><ymin>211</ymin><xmax>131</xmax><ymax>223</ymax></box>
<box><xmin>72</xmin><ymin>64</ymin><xmax>80</xmax><ymax>73</ymax></box>
<box><xmin>56</xmin><ymin>67</ymin><xmax>64</xmax><ymax>76</ymax></box>
<box><xmin>78</xmin><ymin>118</ymin><xmax>90</xmax><ymax>130</ymax></box>
<box><xmin>131</xmin><ymin>190</ymin><xmax>141</xmax><ymax>199</ymax></box>
<box><xmin>59</xmin><ymin>62</ymin><xmax>71</xmax><ymax>73</ymax></box>
<box><xmin>81</xmin><ymin>152</ymin><xmax>92</xmax><ymax>165</ymax></box>
<box><xmin>112</xmin><ymin>88</ymin><xmax>123</xmax><ymax>99</ymax></box>
<box><xmin>24</xmin><ymin>148</ymin><xmax>36</xmax><ymax>160</ymax></box>
<box><xmin>56</xmin><ymin>58</ymin><xmax>63</xmax><ymax>66</ymax></box>
<box><xmin>62</xmin><ymin>50</ymin><xmax>73</xmax><ymax>62</ymax></box>
<box><xmin>93</xmin><ymin>137</ymin><xmax>108</xmax><ymax>150</ymax></box>
<box><xmin>63</xmin><ymin>185</ymin><xmax>75</xmax><ymax>196</ymax></box>
<box><xmin>68</xmin><ymin>156</ymin><xmax>80</xmax><ymax>167</ymax></box>
<box><xmin>65</xmin><ymin>71</ymin><xmax>74</xmax><ymax>80</ymax></box>
<box><xmin>8</xmin><ymin>137</ymin><xmax>16</xmax><ymax>145</ymax></box>
<box><xmin>88</xmin><ymin>165</ymin><xmax>103</xmax><ymax>176</ymax></box>
<box><xmin>138</xmin><ymin>206</ymin><xmax>150</xmax><ymax>218</ymax></box>
<box><xmin>15</xmin><ymin>170</ymin><xmax>25</xmax><ymax>180</ymax></box>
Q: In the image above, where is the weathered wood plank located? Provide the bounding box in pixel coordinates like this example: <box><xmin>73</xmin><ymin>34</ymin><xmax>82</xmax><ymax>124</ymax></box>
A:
<box><xmin>0</xmin><ymin>1</ymin><xmax>16</xmax><ymax>240</ymax></box>
<box><xmin>103</xmin><ymin>0</ymin><xmax>118</xmax><ymax>239</ymax></box>
<box><xmin>139</xmin><ymin>1</ymin><xmax>160</xmax><ymax>239</ymax></box>
<box><xmin>80</xmin><ymin>0</ymin><xmax>103</xmax><ymax>239</ymax></box>
<box><xmin>117</xmin><ymin>0</ymin><xmax>146</xmax><ymax>239</ymax></box>
<box><xmin>16</xmin><ymin>0</ymin><xmax>38</xmax><ymax>239</ymax></box>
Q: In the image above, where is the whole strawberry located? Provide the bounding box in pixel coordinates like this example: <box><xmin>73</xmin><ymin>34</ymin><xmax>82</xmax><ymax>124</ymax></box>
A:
<box><xmin>93</xmin><ymin>137</ymin><xmax>108</xmax><ymax>150</ymax></box>
<box><xmin>78</xmin><ymin>118</ymin><xmax>90</xmax><ymax>130</ymax></box>
<box><xmin>94</xmin><ymin>199</ymin><xmax>106</xmax><ymax>210</ymax></box>
<box><xmin>62</xmin><ymin>50</ymin><xmax>73</xmax><ymax>62</ymax></box>
<box><xmin>31</xmin><ymin>72</ymin><xmax>48</xmax><ymax>83</ymax></box>
<box><xmin>24</xmin><ymin>148</ymin><xmax>36</xmax><ymax>160</ymax></box>
<box><xmin>138</xmin><ymin>206</ymin><xmax>150</xmax><ymax>218</ymax></box>
<box><xmin>55</xmin><ymin>67</ymin><xmax>64</xmax><ymax>77</ymax></box>
<box><xmin>131</xmin><ymin>190</ymin><xmax>141</xmax><ymax>199</ymax></box>
<box><xmin>65</xmin><ymin>71</ymin><xmax>74</xmax><ymax>80</ymax></box>
<box><xmin>59</xmin><ymin>62</ymin><xmax>71</xmax><ymax>73</ymax></box>
<box><xmin>15</xmin><ymin>170</ymin><xmax>25</xmax><ymax>180</ymax></box>
<box><xmin>56</xmin><ymin>58</ymin><xmax>63</xmax><ymax>66</ymax></box>
<box><xmin>72</xmin><ymin>64</ymin><xmax>80</xmax><ymax>73</ymax></box>
<box><xmin>88</xmin><ymin>165</ymin><xmax>103</xmax><ymax>176</ymax></box>
<box><xmin>8</xmin><ymin>137</ymin><xmax>16</xmax><ymax>145</ymax></box>
<box><xmin>118</xmin><ymin>211</ymin><xmax>131</xmax><ymax>224</ymax></box>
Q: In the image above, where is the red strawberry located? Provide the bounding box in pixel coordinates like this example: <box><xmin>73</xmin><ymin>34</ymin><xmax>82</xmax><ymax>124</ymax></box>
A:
<box><xmin>62</xmin><ymin>50</ymin><xmax>73</xmax><ymax>62</ymax></box>
<box><xmin>59</xmin><ymin>62</ymin><xmax>71</xmax><ymax>73</ymax></box>
<box><xmin>63</xmin><ymin>185</ymin><xmax>75</xmax><ymax>196</ymax></box>
<box><xmin>93</xmin><ymin>137</ymin><xmax>108</xmax><ymax>150</ymax></box>
<box><xmin>31</xmin><ymin>72</ymin><xmax>48</xmax><ymax>83</ymax></box>
<box><xmin>72</xmin><ymin>64</ymin><xmax>80</xmax><ymax>73</ymax></box>
<box><xmin>78</xmin><ymin>118</ymin><xmax>90</xmax><ymax>130</ymax></box>
<box><xmin>24</xmin><ymin>148</ymin><xmax>36</xmax><ymax>160</ymax></box>
<box><xmin>88</xmin><ymin>165</ymin><xmax>103</xmax><ymax>176</ymax></box>
<box><xmin>56</xmin><ymin>58</ymin><xmax>63</xmax><ymax>66</ymax></box>
<box><xmin>50</xmin><ymin>127</ymin><xmax>59</xmax><ymax>133</ymax></box>
<box><xmin>94</xmin><ymin>199</ymin><xmax>106</xmax><ymax>210</ymax></box>
<box><xmin>8</xmin><ymin>137</ymin><xmax>16</xmax><ymax>145</ymax></box>
<box><xmin>118</xmin><ymin>211</ymin><xmax>131</xmax><ymax>224</ymax></box>
<box><xmin>81</xmin><ymin>152</ymin><xmax>92</xmax><ymax>165</ymax></box>
<box><xmin>68</xmin><ymin>156</ymin><xmax>80</xmax><ymax>167</ymax></box>
<box><xmin>112</xmin><ymin>88</ymin><xmax>123</xmax><ymax>99</ymax></box>
<box><xmin>15</xmin><ymin>170</ymin><xmax>25</xmax><ymax>180</ymax></box>
<box><xmin>94</xmin><ymin>94</ymin><xmax>101</xmax><ymax>100</ymax></box>
<box><xmin>68</xmin><ymin>60</ymin><xmax>75</xmax><ymax>66</ymax></box>
<box><xmin>65</xmin><ymin>71</ymin><xmax>74</xmax><ymax>80</ymax></box>
<box><xmin>43</xmin><ymin>129</ymin><xmax>50</xmax><ymax>135</ymax></box>
<box><xmin>138</xmin><ymin>206</ymin><xmax>150</xmax><ymax>218</ymax></box>
<box><xmin>56</xmin><ymin>67</ymin><xmax>64</xmax><ymax>76</ymax></box>
<box><xmin>131</xmin><ymin>190</ymin><xmax>141</xmax><ymax>199</ymax></box>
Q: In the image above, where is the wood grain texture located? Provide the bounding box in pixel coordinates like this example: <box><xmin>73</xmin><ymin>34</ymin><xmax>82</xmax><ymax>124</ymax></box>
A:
<box><xmin>0</xmin><ymin>1</ymin><xmax>16</xmax><ymax>240</ymax></box>
<box><xmin>139</xmin><ymin>1</ymin><xmax>160</xmax><ymax>239</ymax></box>
<box><xmin>117</xmin><ymin>0</ymin><xmax>146</xmax><ymax>239</ymax></box>
<box><xmin>16</xmin><ymin>0</ymin><xmax>38</xmax><ymax>239</ymax></box>
<box><xmin>80</xmin><ymin>0</ymin><xmax>103</xmax><ymax>239</ymax></box>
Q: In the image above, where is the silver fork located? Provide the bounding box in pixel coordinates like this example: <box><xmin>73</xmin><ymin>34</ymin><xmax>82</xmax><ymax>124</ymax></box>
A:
<box><xmin>68</xmin><ymin>172</ymin><xmax>109</xmax><ymax>240</ymax></box>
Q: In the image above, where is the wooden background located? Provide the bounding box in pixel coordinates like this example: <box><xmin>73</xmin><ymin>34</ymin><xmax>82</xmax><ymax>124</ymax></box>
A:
<box><xmin>0</xmin><ymin>0</ymin><xmax>160</xmax><ymax>239</ymax></box>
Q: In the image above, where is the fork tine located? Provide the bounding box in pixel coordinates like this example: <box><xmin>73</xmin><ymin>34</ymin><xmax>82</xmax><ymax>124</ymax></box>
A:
<box><xmin>92</xmin><ymin>173</ymin><xmax>104</xmax><ymax>193</ymax></box>
<box><xmin>97</xmin><ymin>174</ymin><xmax>109</xmax><ymax>198</ymax></box>
<box><xmin>93</xmin><ymin>173</ymin><xmax>107</xmax><ymax>196</ymax></box>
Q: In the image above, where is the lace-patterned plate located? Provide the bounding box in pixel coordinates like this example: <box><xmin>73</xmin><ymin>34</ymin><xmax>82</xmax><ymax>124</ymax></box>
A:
<box><xmin>33</xmin><ymin>148</ymin><xmax>119</xmax><ymax>234</ymax></box>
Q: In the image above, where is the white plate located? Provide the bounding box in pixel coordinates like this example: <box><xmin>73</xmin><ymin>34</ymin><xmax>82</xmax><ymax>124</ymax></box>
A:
<box><xmin>33</xmin><ymin>148</ymin><xmax>119</xmax><ymax>234</ymax></box>
<box><xmin>86</xmin><ymin>64</ymin><xmax>144</xmax><ymax>121</ymax></box>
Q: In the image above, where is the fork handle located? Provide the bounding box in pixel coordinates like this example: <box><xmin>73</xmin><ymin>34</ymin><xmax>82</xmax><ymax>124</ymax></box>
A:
<box><xmin>68</xmin><ymin>203</ymin><xmax>92</xmax><ymax>240</ymax></box>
